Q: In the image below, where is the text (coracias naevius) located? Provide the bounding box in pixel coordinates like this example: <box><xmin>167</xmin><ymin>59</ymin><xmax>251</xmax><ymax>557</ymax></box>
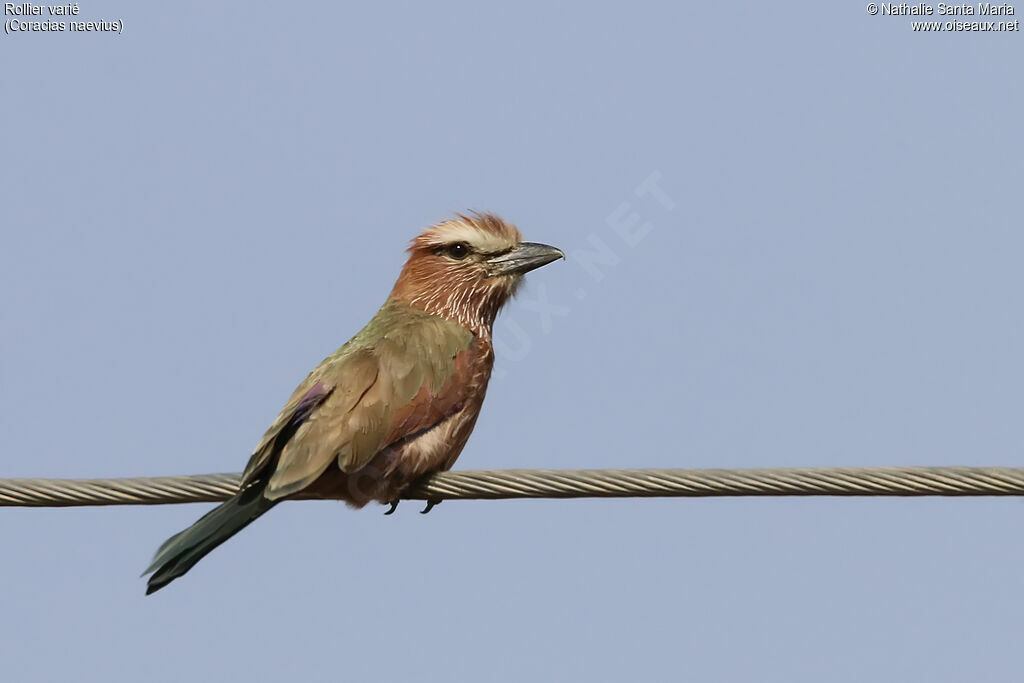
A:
<box><xmin>143</xmin><ymin>213</ymin><xmax>563</xmax><ymax>594</ymax></box>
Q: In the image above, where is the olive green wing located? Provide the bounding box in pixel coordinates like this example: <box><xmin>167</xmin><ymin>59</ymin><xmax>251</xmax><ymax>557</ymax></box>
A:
<box><xmin>257</xmin><ymin>316</ymin><xmax>474</xmax><ymax>501</ymax></box>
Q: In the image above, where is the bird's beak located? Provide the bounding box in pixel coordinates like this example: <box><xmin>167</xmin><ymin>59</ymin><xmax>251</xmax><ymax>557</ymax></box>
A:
<box><xmin>486</xmin><ymin>242</ymin><xmax>565</xmax><ymax>277</ymax></box>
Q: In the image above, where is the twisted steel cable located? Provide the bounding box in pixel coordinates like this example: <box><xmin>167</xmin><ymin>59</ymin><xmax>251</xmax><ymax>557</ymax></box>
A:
<box><xmin>2</xmin><ymin>467</ymin><xmax>1024</xmax><ymax>507</ymax></box>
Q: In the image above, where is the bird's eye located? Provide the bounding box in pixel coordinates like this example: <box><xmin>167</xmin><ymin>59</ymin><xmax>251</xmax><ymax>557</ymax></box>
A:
<box><xmin>445</xmin><ymin>242</ymin><xmax>470</xmax><ymax>260</ymax></box>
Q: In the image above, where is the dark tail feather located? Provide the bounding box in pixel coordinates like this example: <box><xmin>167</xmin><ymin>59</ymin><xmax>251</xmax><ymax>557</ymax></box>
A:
<box><xmin>143</xmin><ymin>487</ymin><xmax>276</xmax><ymax>595</ymax></box>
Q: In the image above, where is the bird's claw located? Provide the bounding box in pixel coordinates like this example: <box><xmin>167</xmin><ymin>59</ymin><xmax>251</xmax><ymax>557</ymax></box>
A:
<box><xmin>384</xmin><ymin>500</ymin><xmax>399</xmax><ymax>515</ymax></box>
<box><xmin>420</xmin><ymin>499</ymin><xmax>442</xmax><ymax>515</ymax></box>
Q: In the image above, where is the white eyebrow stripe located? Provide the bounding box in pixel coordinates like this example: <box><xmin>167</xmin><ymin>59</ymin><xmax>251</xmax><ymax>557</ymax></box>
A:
<box><xmin>419</xmin><ymin>221</ymin><xmax>516</xmax><ymax>253</ymax></box>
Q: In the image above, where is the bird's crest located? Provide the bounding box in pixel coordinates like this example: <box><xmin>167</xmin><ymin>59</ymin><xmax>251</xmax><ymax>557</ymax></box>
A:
<box><xmin>409</xmin><ymin>212</ymin><xmax>522</xmax><ymax>255</ymax></box>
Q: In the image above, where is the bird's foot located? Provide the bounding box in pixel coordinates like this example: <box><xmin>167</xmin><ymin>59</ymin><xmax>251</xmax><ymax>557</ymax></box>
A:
<box><xmin>383</xmin><ymin>500</ymin><xmax>399</xmax><ymax>515</ymax></box>
<box><xmin>420</xmin><ymin>499</ymin><xmax>442</xmax><ymax>515</ymax></box>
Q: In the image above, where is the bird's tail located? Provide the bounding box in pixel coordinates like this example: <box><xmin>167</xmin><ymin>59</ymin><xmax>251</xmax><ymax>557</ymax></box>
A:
<box><xmin>143</xmin><ymin>486</ymin><xmax>276</xmax><ymax>594</ymax></box>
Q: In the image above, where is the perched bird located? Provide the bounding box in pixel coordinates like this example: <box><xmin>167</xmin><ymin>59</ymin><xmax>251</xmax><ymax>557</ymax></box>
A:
<box><xmin>143</xmin><ymin>213</ymin><xmax>563</xmax><ymax>594</ymax></box>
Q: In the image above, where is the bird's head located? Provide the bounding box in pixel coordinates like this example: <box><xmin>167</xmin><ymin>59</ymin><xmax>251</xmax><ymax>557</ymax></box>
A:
<box><xmin>390</xmin><ymin>212</ymin><xmax>564</xmax><ymax>334</ymax></box>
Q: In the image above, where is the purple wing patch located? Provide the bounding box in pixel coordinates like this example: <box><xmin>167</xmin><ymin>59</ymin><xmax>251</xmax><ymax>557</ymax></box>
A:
<box><xmin>239</xmin><ymin>380</ymin><xmax>337</xmax><ymax>489</ymax></box>
<box><xmin>289</xmin><ymin>380</ymin><xmax>334</xmax><ymax>428</ymax></box>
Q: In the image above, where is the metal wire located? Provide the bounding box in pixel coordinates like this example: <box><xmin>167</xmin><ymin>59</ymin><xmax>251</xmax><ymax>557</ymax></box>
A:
<box><xmin>2</xmin><ymin>466</ymin><xmax>1024</xmax><ymax>508</ymax></box>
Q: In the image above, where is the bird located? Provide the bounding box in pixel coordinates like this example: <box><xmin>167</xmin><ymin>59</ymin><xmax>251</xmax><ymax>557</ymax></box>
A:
<box><xmin>143</xmin><ymin>213</ymin><xmax>564</xmax><ymax>594</ymax></box>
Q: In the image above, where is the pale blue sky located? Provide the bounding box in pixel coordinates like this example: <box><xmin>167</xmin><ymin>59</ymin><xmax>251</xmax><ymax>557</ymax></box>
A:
<box><xmin>3</xmin><ymin>2</ymin><xmax>1023</xmax><ymax>681</ymax></box>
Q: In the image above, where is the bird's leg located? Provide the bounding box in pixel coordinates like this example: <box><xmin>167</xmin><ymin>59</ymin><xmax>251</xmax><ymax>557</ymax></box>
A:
<box><xmin>420</xmin><ymin>498</ymin><xmax>442</xmax><ymax>514</ymax></box>
<box><xmin>383</xmin><ymin>500</ymin><xmax>400</xmax><ymax>515</ymax></box>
